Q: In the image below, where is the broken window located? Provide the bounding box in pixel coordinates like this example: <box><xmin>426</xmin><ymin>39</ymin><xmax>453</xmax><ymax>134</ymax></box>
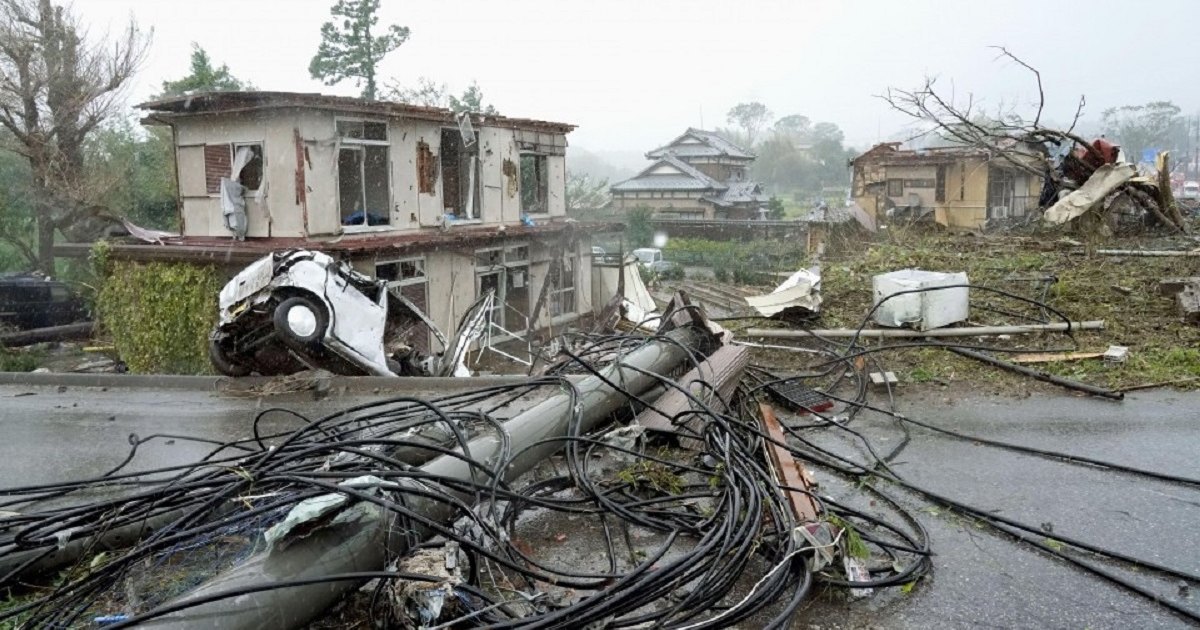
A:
<box><xmin>378</xmin><ymin>256</ymin><xmax>429</xmax><ymax>353</ymax></box>
<box><xmin>203</xmin><ymin>143</ymin><xmax>264</xmax><ymax>194</ymax></box>
<box><xmin>520</xmin><ymin>154</ymin><xmax>549</xmax><ymax>214</ymax></box>
<box><xmin>549</xmin><ymin>255</ymin><xmax>576</xmax><ymax>318</ymax></box>
<box><xmin>935</xmin><ymin>166</ymin><xmax>946</xmax><ymax>203</ymax></box>
<box><xmin>235</xmin><ymin>143</ymin><xmax>264</xmax><ymax>191</ymax></box>
<box><xmin>338</xmin><ymin>119</ymin><xmax>390</xmax><ymax>227</ymax></box>
<box><xmin>376</xmin><ymin>257</ymin><xmax>426</xmax><ymax>286</ymax></box>
<box><xmin>886</xmin><ymin>179</ymin><xmax>903</xmax><ymax>197</ymax></box>
<box><xmin>474</xmin><ymin>245</ymin><xmax>530</xmax><ymax>331</ymax></box>
<box><xmin>441</xmin><ymin>128</ymin><xmax>480</xmax><ymax>219</ymax></box>
<box><xmin>336</xmin><ymin>120</ymin><xmax>387</xmax><ymax>141</ymax></box>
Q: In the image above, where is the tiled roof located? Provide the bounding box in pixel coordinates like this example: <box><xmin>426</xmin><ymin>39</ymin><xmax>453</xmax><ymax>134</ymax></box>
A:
<box><xmin>646</xmin><ymin>128</ymin><xmax>755</xmax><ymax>160</ymax></box>
<box><xmin>610</xmin><ymin>153</ymin><xmax>726</xmax><ymax>193</ymax></box>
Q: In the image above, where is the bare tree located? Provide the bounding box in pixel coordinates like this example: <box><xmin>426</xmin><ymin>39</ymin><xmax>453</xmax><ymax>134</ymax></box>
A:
<box><xmin>879</xmin><ymin>48</ymin><xmax>1186</xmax><ymax>233</ymax></box>
<box><xmin>0</xmin><ymin>0</ymin><xmax>148</xmax><ymax>272</ymax></box>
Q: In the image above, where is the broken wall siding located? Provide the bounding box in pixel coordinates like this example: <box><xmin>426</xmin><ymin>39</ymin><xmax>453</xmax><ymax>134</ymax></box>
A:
<box><xmin>547</xmin><ymin>155</ymin><xmax>566</xmax><ymax>216</ymax></box>
<box><xmin>423</xmin><ymin>249</ymin><xmax>479</xmax><ymax>342</ymax></box>
<box><xmin>936</xmin><ymin>158</ymin><xmax>990</xmax><ymax>228</ymax></box>
<box><xmin>171</xmin><ymin>108</ymin><xmax>571</xmax><ymax>241</ymax></box>
<box><xmin>414</xmin><ymin>125</ymin><xmax>445</xmax><ymax>228</ymax></box>
<box><xmin>387</xmin><ymin>118</ymin><xmax>436</xmax><ymax>231</ymax></box>
<box><xmin>175</xmin><ymin>110</ymin><xmax>300</xmax><ymax>238</ymax></box>
<box><xmin>478</xmin><ymin>127</ymin><xmax>508</xmax><ymax>225</ymax></box>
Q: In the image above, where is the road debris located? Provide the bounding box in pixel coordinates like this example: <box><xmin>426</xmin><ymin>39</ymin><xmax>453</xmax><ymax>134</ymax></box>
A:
<box><xmin>872</xmin><ymin>269</ymin><xmax>969</xmax><ymax>331</ymax></box>
<box><xmin>744</xmin><ymin>267</ymin><xmax>822</xmax><ymax>319</ymax></box>
<box><xmin>1103</xmin><ymin>345</ymin><xmax>1130</xmax><ymax>364</ymax></box>
<box><xmin>1009</xmin><ymin>350</ymin><xmax>1105</xmax><ymax>364</ymax></box>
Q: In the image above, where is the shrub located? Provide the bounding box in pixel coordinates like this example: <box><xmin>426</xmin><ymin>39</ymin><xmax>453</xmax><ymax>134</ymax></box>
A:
<box><xmin>0</xmin><ymin>348</ymin><xmax>38</xmax><ymax>372</ymax></box>
<box><xmin>95</xmin><ymin>257</ymin><xmax>221</xmax><ymax>374</ymax></box>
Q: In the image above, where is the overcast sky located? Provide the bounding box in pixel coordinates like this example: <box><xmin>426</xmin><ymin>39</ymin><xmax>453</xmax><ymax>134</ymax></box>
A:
<box><xmin>77</xmin><ymin>0</ymin><xmax>1200</xmax><ymax>161</ymax></box>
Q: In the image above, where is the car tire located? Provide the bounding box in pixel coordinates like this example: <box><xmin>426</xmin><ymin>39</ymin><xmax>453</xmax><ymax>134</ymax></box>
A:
<box><xmin>209</xmin><ymin>337</ymin><xmax>252</xmax><ymax>377</ymax></box>
<box><xmin>273</xmin><ymin>295</ymin><xmax>328</xmax><ymax>350</ymax></box>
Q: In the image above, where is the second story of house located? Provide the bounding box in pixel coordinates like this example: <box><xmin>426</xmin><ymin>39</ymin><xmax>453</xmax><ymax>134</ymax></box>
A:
<box><xmin>645</xmin><ymin>128</ymin><xmax>755</xmax><ymax>182</ymax></box>
<box><xmin>139</xmin><ymin>91</ymin><xmax>573</xmax><ymax>240</ymax></box>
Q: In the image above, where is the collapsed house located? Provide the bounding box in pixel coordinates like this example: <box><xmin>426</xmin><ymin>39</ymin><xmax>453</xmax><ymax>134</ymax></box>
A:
<box><xmin>609</xmin><ymin>128</ymin><xmax>769</xmax><ymax>220</ymax></box>
<box><xmin>58</xmin><ymin>91</ymin><xmax>614</xmax><ymax>352</ymax></box>
<box><xmin>850</xmin><ymin>141</ymin><xmax>1042</xmax><ymax>229</ymax></box>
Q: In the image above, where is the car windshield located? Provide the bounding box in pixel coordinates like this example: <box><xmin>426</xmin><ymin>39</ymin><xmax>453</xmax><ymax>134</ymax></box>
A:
<box><xmin>633</xmin><ymin>250</ymin><xmax>657</xmax><ymax>264</ymax></box>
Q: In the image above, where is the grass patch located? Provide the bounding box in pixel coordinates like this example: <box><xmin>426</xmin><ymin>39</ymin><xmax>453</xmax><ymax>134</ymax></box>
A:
<box><xmin>742</xmin><ymin>232</ymin><xmax>1200</xmax><ymax>392</ymax></box>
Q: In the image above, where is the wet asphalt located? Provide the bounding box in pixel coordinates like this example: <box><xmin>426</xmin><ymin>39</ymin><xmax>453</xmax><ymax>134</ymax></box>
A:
<box><xmin>1</xmin><ymin>383</ymin><xmax>1198</xmax><ymax>628</ymax></box>
<box><xmin>790</xmin><ymin>388</ymin><xmax>1200</xmax><ymax>629</ymax></box>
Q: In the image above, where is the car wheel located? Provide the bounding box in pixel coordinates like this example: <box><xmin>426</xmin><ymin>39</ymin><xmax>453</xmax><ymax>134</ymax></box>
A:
<box><xmin>273</xmin><ymin>295</ymin><xmax>328</xmax><ymax>350</ymax></box>
<box><xmin>209</xmin><ymin>337</ymin><xmax>252</xmax><ymax>377</ymax></box>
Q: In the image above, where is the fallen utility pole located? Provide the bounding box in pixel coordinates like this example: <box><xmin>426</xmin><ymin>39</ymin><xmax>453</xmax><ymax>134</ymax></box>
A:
<box><xmin>144</xmin><ymin>326</ymin><xmax>712</xmax><ymax>629</ymax></box>
<box><xmin>945</xmin><ymin>346</ymin><xmax>1124</xmax><ymax>400</ymax></box>
<box><xmin>0</xmin><ymin>322</ymin><xmax>94</xmax><ymax>348</ymax></box>
<box><xmin>634</xmin><ymin>344</ymin><xmax>748</xmax><ymax>450</ymax></box>
<box><xmin>744</xmin><ymin>321</ymin><xmax>1104</xmax><ymax>339</ymax></box>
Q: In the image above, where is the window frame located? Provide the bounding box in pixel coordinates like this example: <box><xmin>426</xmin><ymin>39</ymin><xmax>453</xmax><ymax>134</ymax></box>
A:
<box><xmin>519</xmin><ymin>152</ymin><xmax>550</xmax><ymax>215</ymax></box>
<box><xmin>375</xmin><ymin>256</ymin><xmax>427</xmax><ymax>289</ymax></box>
<box><xmin>203</xmin><ymin>141</ymin><xmax>266</xmax><ymax>197</ymax></box>
<box><xmin>549</xmin><ymin>254</ymin><xmax>578</xmax><ymax>319</ymax></box>
<box><xmin>336</xmin><ymin>116</ymin><xmax>392</xmax><ymax>231</ymax></box>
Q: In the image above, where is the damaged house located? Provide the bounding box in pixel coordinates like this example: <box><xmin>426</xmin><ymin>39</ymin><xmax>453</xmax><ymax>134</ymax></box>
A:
<box><xmin>62</xmin><ymin>91</ymin><xmax>602</xmax><ymax>355</ymax></box>
<box><xmin>851</xmin><ymin>142</ymin><xmax>1043</xmax><ymax>229</ymax></box>
<box><xmin>609</xmin><ymin>128</ymin><xmax>769</xmax><ymax>220</ymax></box>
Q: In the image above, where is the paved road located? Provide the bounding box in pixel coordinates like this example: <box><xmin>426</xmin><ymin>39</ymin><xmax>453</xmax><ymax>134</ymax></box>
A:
<box><xmin>1</xmin><ymin>382</ymin><xmax>1198</xmax><ymax>628</ymax></box>
<box><xmin>0</xmin><ymin>383</ymin><xmax>449</xmax><ymax>489</ymax></box>
<box><xmin>793</xmin><ymin>388</ymin><xmax>1200</xmax><ymax>629</ymax></box>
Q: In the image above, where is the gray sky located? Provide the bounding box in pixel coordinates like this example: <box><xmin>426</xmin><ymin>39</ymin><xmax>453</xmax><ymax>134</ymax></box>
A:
<box><xmin>78</xmin><ymin>0</ymin><xmax>1200</xmax><ymax>159</ymax></box>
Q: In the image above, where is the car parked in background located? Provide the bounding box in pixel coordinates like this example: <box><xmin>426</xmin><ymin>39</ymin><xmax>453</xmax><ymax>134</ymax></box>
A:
<box><xmin>0</xmin><ymin>274</ymin><xmax>88</xmax><ymax>330</ymax></box>
<box><xmin>1180</xmin><ymin>181</ymin><xmax>1200</xmax><ymax>202</ymax></box>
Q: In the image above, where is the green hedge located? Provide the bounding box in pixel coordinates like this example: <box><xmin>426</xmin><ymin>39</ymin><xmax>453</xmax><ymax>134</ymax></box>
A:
<box><xmin>95</xmin><ymin>253</ymin><xmax>221</xmax><ymax>374</ymax></box>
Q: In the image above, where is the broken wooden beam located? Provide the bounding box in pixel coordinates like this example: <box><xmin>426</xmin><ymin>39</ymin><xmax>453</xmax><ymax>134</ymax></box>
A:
<box><xmin>759</xmin><ymin>403</ymin><xmax>820</xmax><ymax>523</ymax></box>
<box><xmin>744</xmin><ymin>321</ymin><xmax>1104</xmax><ymax>339</ymax></box>
<box><xmin>1009</xmin><ymin>351</ymin><xmax>1105</xmax><ymax>364</ymax></box>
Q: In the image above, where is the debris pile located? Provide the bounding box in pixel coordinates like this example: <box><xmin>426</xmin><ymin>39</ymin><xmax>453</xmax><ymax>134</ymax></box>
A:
<box><xmin>1041</xmin><ymin>140</ymin><xmax>1188</xmax><ymax>234</ymax></box>
<box><xmin>3</xmin><ymin>279</ymin><xmax>1198</xmax><ymax>627</ymax></box>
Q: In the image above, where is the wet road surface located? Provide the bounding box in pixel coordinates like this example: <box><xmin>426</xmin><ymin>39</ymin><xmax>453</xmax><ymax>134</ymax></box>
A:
<box><xmin>1</xmin><ymin>383</ymin><xmax>1198</xmax><ymax>628</ymax></box>
<box><xmin>791</xmin><ymin>388</ymin><xmax>1200</xmax><ymax>629</ymax></box>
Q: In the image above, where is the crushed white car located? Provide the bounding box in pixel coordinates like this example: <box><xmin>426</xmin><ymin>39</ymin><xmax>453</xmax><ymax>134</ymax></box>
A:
<box><xmin>209</xmin><ymin>250</ymin><xmax>489</xmax><ymax>377</ymax></box>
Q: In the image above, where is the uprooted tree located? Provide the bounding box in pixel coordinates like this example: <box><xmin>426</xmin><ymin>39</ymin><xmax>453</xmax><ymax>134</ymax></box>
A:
<box><xmin>0</xmin><ymin>0</ymin><xmax>149</xmax><ymax>273</ymax></box>
<box><xmin>881</xmin><ymin>47</ymin><xmax>1187</xmax><ymax>234</ymax></box>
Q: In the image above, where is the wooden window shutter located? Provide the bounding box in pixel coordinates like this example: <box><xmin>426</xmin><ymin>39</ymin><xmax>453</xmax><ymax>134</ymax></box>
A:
<box><xmin>204</xmin><ymin>144</ymin><xmax>232</xmax><ymax>194</ymax></box>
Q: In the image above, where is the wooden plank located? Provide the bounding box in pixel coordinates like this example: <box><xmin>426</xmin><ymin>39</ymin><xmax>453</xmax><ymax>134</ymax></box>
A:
<box><xmin>1009</xmin><ymin>351</ymin><xmax>1105</xmax><ymax>364</ymax></box>
<box><xmin>759</xmin><ymin>403</ymin><xmax>820</xmax><ymax>523</ymax></box>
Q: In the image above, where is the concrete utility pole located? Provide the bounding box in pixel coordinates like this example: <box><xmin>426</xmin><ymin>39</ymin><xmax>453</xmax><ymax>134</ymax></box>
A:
<box><xmin>145</xmin><ymin>327</ymin><xmax>712</xmax><ymax>629</ymax></box>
